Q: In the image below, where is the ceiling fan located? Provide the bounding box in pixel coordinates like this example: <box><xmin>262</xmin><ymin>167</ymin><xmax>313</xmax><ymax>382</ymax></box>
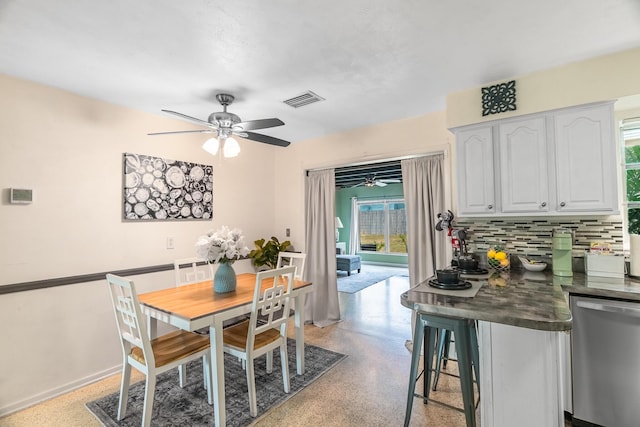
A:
<box><xmin>148</xmin><ymin>93</ymin><xmax>291</xmax><ymax>157</ymax></box>
<box><xmin>351</xmin><ymin>175</ymin><xmax>401</xmax><ymax>188</ymax></box>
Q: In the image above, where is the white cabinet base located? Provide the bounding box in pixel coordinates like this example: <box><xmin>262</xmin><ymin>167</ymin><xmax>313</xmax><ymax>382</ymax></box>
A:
<box><xmin>478</xmin><ymin>321</ymin><xmax>563</xmax><ymax>427</ymax></box>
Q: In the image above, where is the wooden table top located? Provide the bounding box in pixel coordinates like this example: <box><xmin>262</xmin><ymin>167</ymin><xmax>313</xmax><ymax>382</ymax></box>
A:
<box><xmin>138</xmin><ymin>272</ymin><xmax>312</xmax><ymax>321</ymax></box>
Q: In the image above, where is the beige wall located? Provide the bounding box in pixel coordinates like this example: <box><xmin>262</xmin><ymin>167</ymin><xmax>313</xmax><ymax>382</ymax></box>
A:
<box><xmin>0</xmin><ymin>74</ymin><xmax>281</xmax><ymax>285</ymax></box>
<box><xmin>0</xmin><ymin>74</ymin><xmax>284</xmax><ymax>413</ymax></box>
<box><xmin>446</xmin><ymin>47</ymin><xmax>640</xmax><ymax>128</ymax></box>
<box><xmin>272</xmin><ymin>111</ymin><xmax>456</xmax><ymax>252</ymax></box>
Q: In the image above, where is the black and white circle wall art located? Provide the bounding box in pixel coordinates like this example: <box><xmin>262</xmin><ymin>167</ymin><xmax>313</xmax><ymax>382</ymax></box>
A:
<box><xmin>123</xmin><ymin>152</ymin><xmax>213</xmax><ymax>221</ymax></box>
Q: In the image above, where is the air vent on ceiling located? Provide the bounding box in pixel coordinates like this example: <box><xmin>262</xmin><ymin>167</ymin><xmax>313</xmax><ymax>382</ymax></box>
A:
<box><xmin>283</xmin><ymin>91</ymin><xmax>325</xmax><ymax>108</ymax></box>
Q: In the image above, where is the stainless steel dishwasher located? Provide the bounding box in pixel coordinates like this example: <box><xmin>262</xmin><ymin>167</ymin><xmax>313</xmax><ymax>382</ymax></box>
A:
<box><xmin>571</xmin><ymin>295</ymin><xmax>640</xmax><ymax>427</ymax></box>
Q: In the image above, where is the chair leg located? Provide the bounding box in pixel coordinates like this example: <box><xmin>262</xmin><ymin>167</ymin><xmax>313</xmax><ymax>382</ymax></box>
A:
<box><xmin>246</xmin><ymin>359</ymin><xmax>258</xmax><ymax>417</ymax></box>
<box><xmin>404</xmin><ymin>315</ymin><xmax>424</xmax><ymax>427</ymax></box>
<box><xmin>201</xmin><ymin>356</ymin><xmax>208</xmax><ymax>390</ymax></box>
<box><xmin>422</xmin><ymin>325</ymin><xmax>436</xmax><ymax>404</ymax></box>
<box><xmin>442</xmin><ymin>330</ymin><xmax>452</xmax><ymax>369</ymax></box>
<box><xmin>203</xmin><ymin>354</ymin><xmax>213</xmax><ymax>405</ymax></box>
<box><xmin>432</xmin><ymin>329</ymin><xmax>451</xmax><ymax>391</ymax></box>
<box><xmin>470</xmin><ymin>321</ymin><xmax>480</xmax><ymax>388</ymax></box>
<box><xmin>266</xmin><ymin>350</ymin><xmax>273</xmax><ymax>373</ymax></box>
<box><xmin>141</xmin><ymin>373</ymin><xmax>156</xmax><ymax>427</ymax></box>
<box><xmin>454</xmin><ymin>321</ymin><xmax>476</xmax><ymax>427</ymax></box>
<box><xmin>117</xmin><ymin>360</ymin><xmax>132</xmax><ymax>420</ymax></box>
<box><xmin>178</xmin><ymin>364</ymin><xmax>187</xmax><ymax>388</ymax></box>
<box><xmin>280</xmin><ymin>343</ymin><xmax>290</xmax><ymax>393</ymax></box>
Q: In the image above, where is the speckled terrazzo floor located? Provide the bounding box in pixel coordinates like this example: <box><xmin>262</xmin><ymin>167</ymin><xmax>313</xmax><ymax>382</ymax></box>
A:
<box><xmin>3</xmin><ymin>265</ymin><xmax>566</xmax><ymax>427</ymax></box>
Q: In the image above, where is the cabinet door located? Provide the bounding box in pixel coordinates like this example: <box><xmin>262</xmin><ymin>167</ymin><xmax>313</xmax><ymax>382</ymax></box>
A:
<box><xmin>456</xmin><ymin>126</ymin><xmax>496</xmax><ymax>215</ymax></box>
<box><xmin>554</xmin><ymin>103</ymin><xmax>618</xmax><ymax>213</ymax></box>
<box><xmin>499</xmin><ymin>117</ymin><xmax>549</xmax><ymax>213</ymax></box>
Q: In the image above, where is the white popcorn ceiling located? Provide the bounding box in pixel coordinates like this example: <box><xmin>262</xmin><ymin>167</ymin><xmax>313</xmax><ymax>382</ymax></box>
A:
<box><xmin>0</xmin><ymin>0</ymin><xmax>639</xmax><ymax>144</ymax></box>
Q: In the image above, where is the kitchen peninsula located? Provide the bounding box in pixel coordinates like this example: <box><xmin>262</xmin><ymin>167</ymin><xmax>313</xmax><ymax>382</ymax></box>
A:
<box><xmin>403</xmin><ymin>269</ymin><xmax>640</xmax><ymax>426</ymax></box>
<box><xmin>402</xmin><ymin>271</ymin><xmax>572</xmax><ymax>427</ymax></box>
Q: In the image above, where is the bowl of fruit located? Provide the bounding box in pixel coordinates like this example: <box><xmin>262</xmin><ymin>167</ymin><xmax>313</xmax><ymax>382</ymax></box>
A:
<box><xmin>487</xmin><ymin>246</ymin><xmax>510</xmax><ymax>272</ymax></box>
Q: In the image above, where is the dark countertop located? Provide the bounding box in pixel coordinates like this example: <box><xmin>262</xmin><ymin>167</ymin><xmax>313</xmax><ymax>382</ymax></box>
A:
<box><xmin>556</xmin><ymin>272</ymin><xmax>640</xmax><ymax>302</ymax></box>
<box><xmin>401</xmin><ymin>270</ymin><xmax>640</xmax><ymax>332</ymax></box>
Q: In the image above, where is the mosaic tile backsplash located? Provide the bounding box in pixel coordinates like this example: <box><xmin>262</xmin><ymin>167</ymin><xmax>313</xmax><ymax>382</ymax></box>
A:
<box><xmin>456</xmin><ymin>217</ymin><xmax>623</xmax><ymax>261</ymax></box>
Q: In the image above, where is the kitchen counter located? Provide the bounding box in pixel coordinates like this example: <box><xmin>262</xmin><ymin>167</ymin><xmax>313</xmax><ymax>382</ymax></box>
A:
<box><xmin>401</xmin><ymin>270</ymin><xmax>640</xmax><ymax>333</ymax></box>
<box><xmin>557</xmin><ymin>272</ymin><xmax>640</xmax><ymax>302</ymax></box>
<box><xmin>401</xmin><ymin>270</ymin><xmax>572</xmax><ymax>331</ymax></box>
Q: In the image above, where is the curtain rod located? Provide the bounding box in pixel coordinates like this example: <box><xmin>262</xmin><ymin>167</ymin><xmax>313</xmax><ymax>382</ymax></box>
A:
<box><xmin>306</xmin><ymin>149</ymin><xmax>447</xmax><ymax>173</ymax></box>
<box><xmin>351</xmin><ymin>195</ymin><xmax>405</xmax><ymax>201</ymax></box>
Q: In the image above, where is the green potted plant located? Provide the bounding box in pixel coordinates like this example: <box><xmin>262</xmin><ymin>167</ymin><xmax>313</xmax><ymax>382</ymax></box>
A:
<box><xmin>249</xmin><ymin>236</ymin><xmax>292</xmax><ymax>270</ymax></box>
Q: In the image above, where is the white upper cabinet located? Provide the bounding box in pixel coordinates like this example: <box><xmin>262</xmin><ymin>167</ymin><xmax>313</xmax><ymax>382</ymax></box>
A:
<box><xmin>499</xmin><ymin>117</ymin><xmax>549</xmax><ymax>213</ymax></box>
<box><xmin>454</xmin><ymin>102</ymin><xmax>618</xmax><ymax>217</ymax></box>
<box><xmin>554</xmin><ymin>104</ymin><xmax>618</xmax><ymax>213</ymax></box>
<box><xmin>456</xmin><ymin>126</ymin><xmax>496</xmax><ymax>215</ymax></box>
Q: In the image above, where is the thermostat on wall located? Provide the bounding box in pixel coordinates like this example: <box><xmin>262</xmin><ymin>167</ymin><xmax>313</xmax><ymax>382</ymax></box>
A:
<box><xmin>10</xmin><ymin>188</ymin><xmax>33</xmax><ymax>204</ymax></box>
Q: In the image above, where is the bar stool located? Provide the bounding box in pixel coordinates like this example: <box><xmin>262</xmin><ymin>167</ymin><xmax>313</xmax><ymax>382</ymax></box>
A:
<box><xmin>404</xmin><ymin>312</ymin><xmax>478</xmax><ymax>427</ymax></box>
<box><xmin>432</xmin><ymin>322</ymin><xmax>480</xmax><ymax>392</ymax></box>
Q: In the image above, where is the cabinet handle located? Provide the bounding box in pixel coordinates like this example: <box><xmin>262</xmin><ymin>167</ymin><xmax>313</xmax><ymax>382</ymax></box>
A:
<box><xmin>560</xmin><ymin>202</ymin><xmax>566</xmax><ymax>207</ymax></box>
<box><xmin>541</xmin><ymin>202</ymin><xmax>547</xmax><ymax>208</ymax></box>
<box><xmin>488</xmin><ymin>204</ymin><xmax>493</xmax><ymax>210</ymax></box>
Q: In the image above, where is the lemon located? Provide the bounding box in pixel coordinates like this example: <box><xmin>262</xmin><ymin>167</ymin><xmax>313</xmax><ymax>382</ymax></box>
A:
<box><xmin>500</xmin><ymin>258</ymin><xmax>510</xmax><ymax>267</ymax></box>
<box><xmin>494</xmin><ymin>251</ymin><xmax>507</xmax><ymax>261</ymax></box>
<box><xmin>487</xmin><ymin>249</ymin><xmax>496</xmax><ymax>259</ymax></box>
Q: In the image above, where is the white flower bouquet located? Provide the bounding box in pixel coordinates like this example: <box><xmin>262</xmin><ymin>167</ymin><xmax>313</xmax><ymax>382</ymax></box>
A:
<box><xmin>195</xmin><ymin>226</ymin><xmax>250</xmax><ymax>264</ymax></box>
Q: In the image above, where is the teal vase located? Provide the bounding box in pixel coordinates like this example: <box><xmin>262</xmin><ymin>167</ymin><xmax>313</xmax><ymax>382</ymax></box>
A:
<box><xmin>214</xmin><ymin>262</ymin><xmax>237</xmax><ymax>293</ymax></box>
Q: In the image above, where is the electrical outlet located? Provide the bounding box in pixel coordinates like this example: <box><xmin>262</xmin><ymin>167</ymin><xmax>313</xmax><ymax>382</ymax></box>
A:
<box><xmin>286</xmin><ymin>228</ymin><xmax>290</xmax><ymax>237</ymax></box>
<box><xmin>166</xmin><ymin>237</ymin><xmax>175</xmax><ymax>249</ymax></box>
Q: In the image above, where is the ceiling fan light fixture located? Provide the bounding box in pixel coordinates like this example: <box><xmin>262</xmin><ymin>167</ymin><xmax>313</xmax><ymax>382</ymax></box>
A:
<box><xmin>223</xmin><ymin>136</ymin><xmax>240</xmax><ymax>158</ymax></box>
<box><xmin>202</xmin><ymin>137</ymin><xmax>220</xmax><ymax>155</ymax></box>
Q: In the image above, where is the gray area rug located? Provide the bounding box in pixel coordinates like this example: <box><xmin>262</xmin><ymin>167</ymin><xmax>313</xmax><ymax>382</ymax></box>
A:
<box><xmin>86</xmin><ymin>341</ymin><xmax>346</xmax><ymax>427</ymax></box>
<box><xmin>337</xmin><ymin>270</ymin><xmax>399</xmax><ymax>293</ymax></box>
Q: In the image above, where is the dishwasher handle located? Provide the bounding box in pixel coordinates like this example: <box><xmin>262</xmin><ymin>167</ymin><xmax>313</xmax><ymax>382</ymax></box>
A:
<box><xmin>575</xmin><ymin>300</ymin><xmax>640</xmax><ymax>318</ymax></box>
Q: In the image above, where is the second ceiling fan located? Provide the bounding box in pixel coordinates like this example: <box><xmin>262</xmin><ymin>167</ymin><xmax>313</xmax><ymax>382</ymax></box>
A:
<box><xmin>352</xmin><ymin>175</ymin><xmax>401</xmax><ymax>188</ymax></box>
<box><xmin>149</xmin><ymin>93</ymin><xmax>291</xmax><ymax>156</ymax></box>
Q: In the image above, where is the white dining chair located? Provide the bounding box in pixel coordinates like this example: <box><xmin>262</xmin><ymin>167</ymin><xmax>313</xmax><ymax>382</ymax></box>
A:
<box><xmin>276</xmin><ymin>251</ymin><xmax>306</xmax><ymax>315</ymax></box>
<box><xmin>276</xmin><ymin>251</ymin><xmax>306</xmax><ymax>280</ymax></box>
<box><xmin>174</xmin><ymin>257</ymin><xmax>213</xmax><ymax>287</ymax></box>
<box><xmin>173</xmin><ymin>258</ymin><xmax>213</xmax><ymax>387</ymax></box>
<box><xmin>222</xmin><ymin>266</ymin><xmax>296</xmax><ymax>417</ymax></box>
<box><xmin>106</xmin><ymin>273</ymin><xmax>212</xmax><ymax>427</ymax></box>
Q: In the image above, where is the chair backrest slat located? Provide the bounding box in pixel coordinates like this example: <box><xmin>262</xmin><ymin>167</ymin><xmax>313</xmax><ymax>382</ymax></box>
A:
<box><xmin>174</xmin><ymin>257</ymin><xmax>213</xmax><ymax>287</ymax></box>
<box><xmin>248</xmin><ymin>266</ymin><xmax>296</xmax><ymax>345</ymax></box>
<box><xmin>106</xmin><ymin>273</ymin><xmax>154</xmax><ymax>366</ymax></box>
<box><xmin>276</xmin><ymin>252</ymin><xmax>306</xmax><ymax>281</ymax></box>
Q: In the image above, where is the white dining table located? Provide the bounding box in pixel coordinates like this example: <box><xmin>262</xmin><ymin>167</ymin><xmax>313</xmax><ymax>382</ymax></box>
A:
<box><xmin>138</xmin><ymin>273</ymin><xmax>313</xmax><ymax>427</ymax></box>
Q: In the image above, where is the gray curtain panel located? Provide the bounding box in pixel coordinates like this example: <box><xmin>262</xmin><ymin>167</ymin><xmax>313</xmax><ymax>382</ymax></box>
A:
<box><xmin>400</xmin><ymin>154</ymin><xmax>447</xmax><ymax>287</ymax></box>
<box><xmin>401</xmin><ymin>154</ymin><xmax>446</xmax><ymax>345</ymax></box>
<box><xmin>304</xmin><ymin>169</ymin><xmax>340</xmax><ymax>327</ymax></box>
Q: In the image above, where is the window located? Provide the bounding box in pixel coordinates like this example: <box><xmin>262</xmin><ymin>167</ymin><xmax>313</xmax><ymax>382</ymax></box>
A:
<box><xmin>623</xmin><ymin>118</ymin><xmax>640</xmax><ymax>235</ymax></box>
<box><xmin>357</xmin><ymin>199</ymin><xmax>407</xmax><ymax>254</ymax></box>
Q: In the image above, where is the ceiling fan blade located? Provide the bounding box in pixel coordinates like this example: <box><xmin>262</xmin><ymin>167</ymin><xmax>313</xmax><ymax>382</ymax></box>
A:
<box><xmin>234</xmin><ymin>118</ymin><xmax>284</xmax><ymax>131</ymax></box>
<box><xmin>148</xmin><ymin>129</ymin><xmax>215</xmax><ymax>136</ymax></box>
<box><xmin>351</xmin><ymin>182</ymin><xmax>365</xmax><ymax>188</ymax></box>
<box><xmin>161</xmin><ymin>109</ymin><xmax>217</xmax><ymax>129</ymax></box>
<box><xmin>380</xmin><ymin>179</ymin><xmax>401</xmax><ymax>183</ymax></box>
<box><xmin>375</xmin><ymin>181</ymin><xmax>388</xmax><ymax>187</ymax></box>
<box><xmin>243</xmin><ymin>131</ymin><xmax>291</xmax><ymax>147</ymax></box>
